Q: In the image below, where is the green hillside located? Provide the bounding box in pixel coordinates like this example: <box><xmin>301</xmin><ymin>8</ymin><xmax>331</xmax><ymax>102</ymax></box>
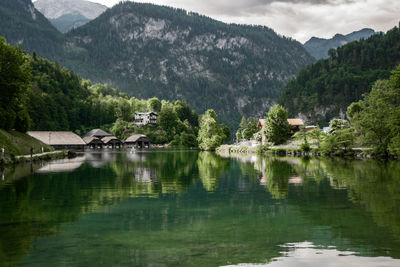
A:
<box><xmin>0</xmin><ymin>130</ymin><xmax>53</xmax><ymax>157</ymax></box>
<box><xmin>279</xmin><ymin>27</ymin><xmax>400</xmax><ymax>124</ymax></box>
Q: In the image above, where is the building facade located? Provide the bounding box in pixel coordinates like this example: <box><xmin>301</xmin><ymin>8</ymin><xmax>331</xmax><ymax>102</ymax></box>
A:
<box><xmin>133</xmin><ymin>112</ymin><xmax>158</xmax><ymax>127</ymax></box>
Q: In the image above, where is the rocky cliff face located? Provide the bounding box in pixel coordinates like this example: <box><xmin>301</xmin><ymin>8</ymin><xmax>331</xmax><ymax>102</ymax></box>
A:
<box><xmin>61</xmin><ymin>2</ymin><xmax>314</xmax><ymax>127</ymax></box>
<box><xmin>34</xmin><ymin>0</ymin><xmax>107</xmax><ymax>32</ymax></box>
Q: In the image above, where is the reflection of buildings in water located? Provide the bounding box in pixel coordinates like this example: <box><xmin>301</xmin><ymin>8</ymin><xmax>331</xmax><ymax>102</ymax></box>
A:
<box><xmin>126</xmin><ymin>152</ymin><xmax>148</xmax><ymax>163</ymax></box>
<box><xmin>259</xmin><ymin>173</ymin><xmax>267</xmax><ymax>186</ymax></box>
<box><xmin>36</xmin><ymin>156</ymin><xmax>86</xmax><ymax>173</ymax></box>
<box><xmin>134</xmin><ymin>167</ymin><xmax>157</xmax><ymax>182</ymax></box>
<box><xmin>288</xmin><ymin>176</ymin><xmax>303</xmax><ymax>185</ymax></box>
<box><xmin>36</xmin><ymin>151</ymin><xmax>119</xmax><ymax>173</ymax></box>
<box><xmin>84</xmin><ymin>152</ymin><xmax>117</xmax><ymax>168</ymax></box>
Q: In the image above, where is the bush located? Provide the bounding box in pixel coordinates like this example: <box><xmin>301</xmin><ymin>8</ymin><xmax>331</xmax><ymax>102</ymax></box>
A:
<box><xmin>300</xmin><ymin>142</ymin><xmax>311</xmax><ymax>152</ymax></box>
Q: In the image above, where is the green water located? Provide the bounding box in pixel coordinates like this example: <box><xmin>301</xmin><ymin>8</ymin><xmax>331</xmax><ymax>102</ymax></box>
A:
<box><xmin>1</xmin><ymin>151</ymin><xmax>400</xmax><ymax>266</ymax></box>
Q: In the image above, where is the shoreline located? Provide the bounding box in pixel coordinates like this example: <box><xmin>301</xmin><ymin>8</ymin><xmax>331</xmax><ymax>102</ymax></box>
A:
<box><xmin>216</xmin><ymin>144</ymin><xmax>393</xmax><ymax>160</ymax></box>
<box><xmin>0</xmin><ymin>150</ymin><xmax>74</xmax><ymax>166</ymax></box>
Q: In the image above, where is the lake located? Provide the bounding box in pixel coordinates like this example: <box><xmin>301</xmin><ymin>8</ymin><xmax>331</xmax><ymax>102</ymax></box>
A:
<box><xmin>1</xmin><ymin>151</ymin><xmax>400</xmax><ymax>266</ymax></box>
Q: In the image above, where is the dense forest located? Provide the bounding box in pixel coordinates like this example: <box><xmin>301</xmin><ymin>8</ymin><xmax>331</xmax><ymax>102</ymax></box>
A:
<box><xmin>1</xmin><ymin>37</ymin><xmax>229</xmax><ymax>149</ymax></box>
<box><xmin>279</xmin><ymin>27</ymin><xmax>400</xmax><ymax>125</ymax></box>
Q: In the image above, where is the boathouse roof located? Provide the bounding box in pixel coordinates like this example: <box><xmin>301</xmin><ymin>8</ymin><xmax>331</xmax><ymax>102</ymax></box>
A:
<box><xmin>27</xmin><ymin>131</ymin><xmax>86</xmax><ymax>146</ymax></box>
<box><xmin>125</xmin><ymin>134</ymin><xmax>150</xmax><ymax>143</ymax></box>
<box><xmin>83</xmin><ymin>129</ymin><xmax>112</xmax><ymax>138</ymax></box>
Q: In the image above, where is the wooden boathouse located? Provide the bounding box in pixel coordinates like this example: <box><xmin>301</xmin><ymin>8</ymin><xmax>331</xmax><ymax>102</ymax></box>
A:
<box><xmin>27</xmin><ymin>131</ymin><xmax>86</xmax><ymax>150</ymax></box>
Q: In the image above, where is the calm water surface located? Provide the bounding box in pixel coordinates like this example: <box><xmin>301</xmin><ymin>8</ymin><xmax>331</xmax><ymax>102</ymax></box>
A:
<box><xmin>1</xmin><ymin>151</ymin><xmax>400</xmax><ymax>266</ymax></box>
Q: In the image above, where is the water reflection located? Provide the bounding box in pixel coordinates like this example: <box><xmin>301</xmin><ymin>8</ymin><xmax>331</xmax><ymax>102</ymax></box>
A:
<box><xmin>0</xmin><ymin>152</ymin><xmax>400</xmax><ymax>266</ymax></box>
<box><xmin>224</xmin><ymin>242</ymin><xmax>400</xmax><ymax>267</ymax></box>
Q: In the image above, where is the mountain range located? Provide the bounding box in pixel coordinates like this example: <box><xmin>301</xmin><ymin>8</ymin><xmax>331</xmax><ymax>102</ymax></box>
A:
<box><xmin>0</xmin><ymin>0</ymin><xmax>315</xmax><ymax>128</ymax></box>
<box><xmin>304</xmin><ymin>28</ymin><xmax>378</xmax><ymax>60</ymax></box>
<box><xmin>34</xmin><ymin>0</ymin><xmax>107</xmax><ymax>32</ymax></box>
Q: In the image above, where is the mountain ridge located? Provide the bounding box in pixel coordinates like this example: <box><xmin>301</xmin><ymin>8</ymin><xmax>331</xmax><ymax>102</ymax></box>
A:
<box><xmin>304</xmin><ymin>28</ymin><xmax>377</xmax><ymax>60</ymax></box>
<box><xmin>34</xmin><ymin>0</ymin><xmax>107</xmax><ymax>32</ymax></box>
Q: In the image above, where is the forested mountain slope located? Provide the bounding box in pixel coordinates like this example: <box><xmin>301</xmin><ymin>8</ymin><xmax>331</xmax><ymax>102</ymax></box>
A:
<box><xmin>60</xmin><ymin>2</ymin><xmax>314</xmax><ymax>128</ymax></box>
<box><xmin>0</xmin><ymin>0</ymin><xmax>62</xmax><ymax>58</ymax></box>
<box><xmin>279</xmin><ymin>27</ymin><xmax>400</xmax><ymax>125</ymax></box>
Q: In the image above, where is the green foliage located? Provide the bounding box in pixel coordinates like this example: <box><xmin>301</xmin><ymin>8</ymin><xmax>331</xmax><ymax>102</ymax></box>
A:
<box><xmin>27</xmin><ymin>57</ymin><xmax>118</xmax><ymax>132</ymax></box>
<box><xmin>280</xmin><ymin>27</ymin><xmax>400</xmax><ymax>124</ymax></box>
<box><xmin>0</xmin><ymin>38</ymin><xmax>31</xmax><ymax>132</ymax></box>
<box><xmin>159</xmin><ymin>102</ymin><xmax>179</xmax><ymax>136</ymax></box>
<box><xmin>300</xmin><ymin>142</ymin><xmax>311</xmax><ymax>153</ymax></box>
<box><xmin>347</xmin><ymin>66</ymin><xmax>400</xmax><ymax>157</ymax></box>
<box><xmin>236</xmin><ymin>116</ymin><xmax>259</xmax><ymax>141</ymax></box>
<box><xmin>321</xmin><ymin>126</ymin><xmax>355</xmax><ymax>156</ymax></box>
<box><xmin>328</xmin><ymin>119</ymin><xmax>351</xmax><ymax>135</ymax></box>
<box><xmin>148</xmin><ymin>97</ymin><xmax>162</xmax><ymax>112</ymax></box>
<box><xmin>264</xmin><ymin>105</ymin><xmax>292</xmax><ymax>145</ymax></box>
<box><xmin>308</xmin><ymin>127</ymin><xmax>324</xmax><ymax>149</ymax></box>
<box><xmin>197</xmin><ymin>109</ymin><xmax>228</xmax><ymax>151</ymax></box>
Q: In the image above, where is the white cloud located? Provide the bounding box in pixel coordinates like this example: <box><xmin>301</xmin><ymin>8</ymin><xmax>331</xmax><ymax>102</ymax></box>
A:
<box><xmin>57</xmin><ymin>0</ymin><xmax>400</xmax><ymax>42</ymax></box>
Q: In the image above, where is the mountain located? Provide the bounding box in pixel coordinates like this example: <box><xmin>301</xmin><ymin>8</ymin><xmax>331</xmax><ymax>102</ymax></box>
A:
<box><xmin>0</xmin><ymin>0</ymin><xmax>62</xmax><ymax>57</ymax></box>
<box><xmin>279</xmin><ymin>27</ymin><xmax>400</xmax><ymax>125</ymax></box>
<box><xmin>304</xmin><ymin>28</ymin><xmax>377</xmax><ymax>60</ymax></box>
<box><xmin>34</xmin><ymin>0</ymin><xmax>107</xmax><ymax>32</ymax></box>
<box><xmin>59</xmin><ymin>2</ymin><xmax>314</xmax><ymax>128</ymax></box>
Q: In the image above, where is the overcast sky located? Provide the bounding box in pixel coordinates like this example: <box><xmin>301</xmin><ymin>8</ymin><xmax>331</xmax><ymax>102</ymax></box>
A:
<box><xmin>77</xmin><ymin>0</ymin><xmax>400</xmax><ymax>42</ymax></box>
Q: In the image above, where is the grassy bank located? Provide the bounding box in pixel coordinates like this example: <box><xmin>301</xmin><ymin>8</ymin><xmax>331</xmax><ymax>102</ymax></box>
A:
<box><xmin>0</xmin><ymin>130</ymin><xmax>66</xmax><ymax>166</ymax></box>
<box><xmin>0</xmin><ymin>130</ymin><xmax>54</xmax><ymax>156</ymax></box>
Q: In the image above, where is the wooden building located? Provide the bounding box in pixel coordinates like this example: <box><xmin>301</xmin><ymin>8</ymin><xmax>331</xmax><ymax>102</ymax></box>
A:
<box><xmin>287</xmin><ymin>119</ymin><xmax>304</xmax><ymax>131</ymax></box>
<box><xmin>133</xmin><ymin>112</ymin><xmax>158</xmax><ymax>127</ymax></box>
<box><xmin>83</xmin><ymin>129</ymin><xmax>112</xmax><ymax>139</ymax></box>
<box><xmin>102</xmin><ymin>136</ymin><xmax>122</xmax><ymax>149</ymax></box>
<box><xmin>125</xmin><ymin>134</ymin><xmax>151</xmax><ymax>148</ymax></box>
<box><xmin>83</xmin><ymin>136</ymin><xmax>104</xmax><ymax>149</ymax></box>
<box><xmin>83</xmin><ymin>129</ymin><xmax>122</xmax><ymax>149</ymax></box>
<box><xmin>27</xmin><ymin>131</ymin><xmax>86</xmax><ymax>150</ymax></box>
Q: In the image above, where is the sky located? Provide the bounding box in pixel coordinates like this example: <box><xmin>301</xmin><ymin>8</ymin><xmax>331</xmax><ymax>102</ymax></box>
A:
<box><xmin>57</xmin><ymin>0</ymin><xmax>400</xmax><ymax>43</ymax></box>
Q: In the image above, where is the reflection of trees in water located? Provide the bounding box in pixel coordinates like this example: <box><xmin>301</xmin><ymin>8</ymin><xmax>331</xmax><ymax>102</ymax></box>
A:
<box><xmin>231</xmin><ymin>154</ymin><xmax>400</xmax><ymax>257</ymax></box>
<box><xmin>0</xmin><ymin>152</ymin><xmax>203</xmax><ymax>264</ymax></box>
<box><xmin>255</xmin><ymin>156</ymin><xmax>400</xmax><ymax>256</ymax></box>
<box><xmin>197</xmin><ymin>152</ymin><xmax>230</xmax><ymax>192</ymax></box>
<box><xmin>319</xmin><ymin>159</ymin><xmax>400</xmax><ymax>242</ymax></box>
